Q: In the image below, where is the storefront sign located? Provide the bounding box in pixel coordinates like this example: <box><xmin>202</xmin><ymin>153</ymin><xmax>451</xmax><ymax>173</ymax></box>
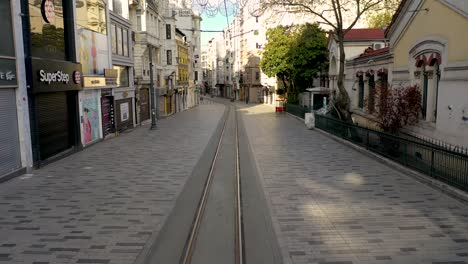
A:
<box><xmin>179</xmin><ymin>9</ymin><xmax>193</xmax><ymax>16</ymax></box>
<box><xmin>101</xmin><ymin>88</ymin><xmax>112</xmax><ymax>97</ymax></box>
<box><xmin>104</xmin><ymin>69</ymin><xmax>118</xmax><ymax>78</ymax></box>
<box><xmin>83</xmin><ymin>76</ymin><xmax>106</xmax><ymax>88</ymax></box>
<box><xmin>0</xmin><ymin>59</ymin><xmax>17</xmax><ymax>87</ymax></box>
<box><xmin>105</xmin><ymin>78</ymin><xmax>117</xmax><ymax>86</ymax></box>
<box><xmin>32</xmin><ymin>58</ymin><xmax>83</xmax><ymax>93</ymax></box>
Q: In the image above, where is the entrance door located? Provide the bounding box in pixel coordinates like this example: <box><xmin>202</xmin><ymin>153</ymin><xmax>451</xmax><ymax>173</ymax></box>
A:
<box><xmin>139</xmin><ymin>88</ymin><xmax>150</xmax><ymax>122</ymax></box>
<box><xmin>36</xmin><ymin>92</ymin><xmax>73</xmax><ymax>160</ymax></box>
<box><xmin>101</xmin><ymin>96</ymin><xmax>115</xmax><ymax>137</ymax></box>
<box><xmin>0</xmin><ymin>89</ymin><xmax>21</xmax><ymax>176</ymax></box>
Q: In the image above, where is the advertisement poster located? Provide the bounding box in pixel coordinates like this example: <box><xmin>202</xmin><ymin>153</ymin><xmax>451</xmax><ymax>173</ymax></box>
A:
<box><xmin>77</xmin><ymin>28</ymin><xmax>109</xmax><ymax>75</ymax></box>
<box><xmin>81</xmin><ymin>92</ymin><xmax>100</xmax><ymax>144</ymax></box>
<box><xmin>120</xmin><ymin>102</ymin><xmax>129</xmax><ymax>122</ymax></box>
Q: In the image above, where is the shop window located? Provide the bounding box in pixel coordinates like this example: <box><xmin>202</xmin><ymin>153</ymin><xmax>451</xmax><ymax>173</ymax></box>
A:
<box><xmin>76</xmin><ymin>0</ymin><xmax>107</xmax><ymax>34</ymax></box>
<box><xmin>113</xmin><ymin>65</ymin><xmax>129</xmax><ymax>87</ymax></box>
<box><xmin>29</xmin><ymin>0</ymin><xmax>66</xmax><ymax>60</ymax></box>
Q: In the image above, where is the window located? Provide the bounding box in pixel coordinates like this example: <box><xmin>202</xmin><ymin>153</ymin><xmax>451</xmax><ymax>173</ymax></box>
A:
<box><xmin>111</xmin><ymin>24</ymin><xmax>129</xmax><ymax>57</ymax></box>
<box><xmin>358</xmin><ymin>75</ymin><xmax>364</xmax><ymax>108</ymax></box>
<box><xmin>29</xmin><ymin>0</ymin><xmax>66</xmax><ymax>60</ymax></box>
<box><xmin>422</xmin><ymin>66</ymin><xmax>428</xmax><ymax>120</ymax></box>
<box><xmin>166</xmin><ymin>24</ymin><xmax>171</xmax><ymax>39</ymax></box>
<box><xmin>111</xmin><ymin>24</ymin><xmax>117</xmax><ymax>54</ymax></box>
<box><xmin>195</xmin><ymin>71</ymin><xmax>198</xmax><ymax>81</ymax></box>
<box><xmin>255</xmin><ymin>71</ymin><xmax>260</xmax><ymax>81</ymax></box>
<box><xmin>137</xmin><ymin>15</ymin><xmax>142</xmax><ymax>31</ymax></box>
<box><xmin>433</xmin><ymin>62</ymin><xmax>440</xmax><ymax>121</ymax></box>
<box><xmin>76</xmin><ymin>0</ymin><xmax>107</xmax><ymax>34</ymax></box>
<box><xmin>368</xmin><ymin>74</ymin><xmax>375</xmax><ymax>113</ymax></box>
<box><xmin>123</xmin><ymin>29</ymin><xmax>128</xmax><ymax>56</ymax></box>
<box><xmin>113</xmin><ymin>65</ymin><xmax>129</xmax><ymax>87</ymax></box>
<box><xmin>167</xmin><ymin>50</ymin><xmax>172</xmax><ymax>65</ymax></box>
<box><xmin>256</xmin><ymin>16</ymin><xmax>259</xmax><ymax>23</ymax></box>
<box><xmin>117</xmin><ymin>27</ymin><xmax>123</xmax><ymax>55</ymax></box>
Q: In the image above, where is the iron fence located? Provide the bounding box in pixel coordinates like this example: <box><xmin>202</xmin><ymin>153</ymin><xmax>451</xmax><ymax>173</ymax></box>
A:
<box><xmin>285</xmin><ymin>104</ymin><xmax>308</xmax><ymax>119</ymax></box>
<box><xmin>315</xmin><ymin>114</ymin><xmax>468</xmax><ymax>192</ymax></box>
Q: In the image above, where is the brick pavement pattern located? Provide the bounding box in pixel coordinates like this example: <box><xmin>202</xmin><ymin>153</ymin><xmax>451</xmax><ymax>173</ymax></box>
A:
<box><xmin>0</xmin><ymin>102</ymin><xmax>225</xmax><ymax>264</ymax></box>
<box><xmin>239</xmin><ymin>104</ymin><xmax>468</xmax><ymax>264</ymax></box>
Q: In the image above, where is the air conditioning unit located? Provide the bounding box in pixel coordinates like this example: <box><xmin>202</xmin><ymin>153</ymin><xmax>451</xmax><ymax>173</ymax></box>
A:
<box><xmin>374</xmin><ymin>43</ymin><xmax>382</xmax><ymax>50</ymax></box>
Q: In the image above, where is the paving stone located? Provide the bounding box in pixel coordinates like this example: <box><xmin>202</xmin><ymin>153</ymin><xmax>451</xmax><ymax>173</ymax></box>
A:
<box><xmin>239</xmin><ymin>103</ymin><xmax>468</xmax><ymax>264</ymax></box>
<box><xmin>0</xmin><ymin>103</ymin><xmax>225</xmax><ymax>263</ymax></box>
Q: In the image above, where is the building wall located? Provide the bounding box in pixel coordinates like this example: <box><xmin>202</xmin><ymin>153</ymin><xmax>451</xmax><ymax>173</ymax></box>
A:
<box><xmin>393</xmin><ymin>0</ymin><xmax>468</xmax><ymax>68</ymax></box>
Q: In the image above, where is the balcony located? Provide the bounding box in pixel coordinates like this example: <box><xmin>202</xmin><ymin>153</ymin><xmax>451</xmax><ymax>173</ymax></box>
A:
<box><xmin>135</xmin><ymin>31</ymin><xmax>160</xmax><ymax>47</ymax></box>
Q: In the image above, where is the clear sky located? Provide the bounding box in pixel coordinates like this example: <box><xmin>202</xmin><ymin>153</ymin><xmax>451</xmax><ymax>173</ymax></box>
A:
<box><xmin>200</xmin><ymin>13</ymin><xmax>234</xmax><ymax>48</ymax></box>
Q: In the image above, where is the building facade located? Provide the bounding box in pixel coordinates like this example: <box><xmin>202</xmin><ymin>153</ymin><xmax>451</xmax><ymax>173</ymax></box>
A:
<box><xmin>0</xmin><ymin>0</ymin><xmax>33</xmax><ymax>180</ymax></box>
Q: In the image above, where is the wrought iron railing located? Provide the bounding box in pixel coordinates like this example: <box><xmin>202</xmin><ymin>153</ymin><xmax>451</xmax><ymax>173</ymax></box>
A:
<box><xmin>285</xmin><ymin>104</ymin><xmax>309</xmax><ymax>119</ymax></box>
<box><xmin>315</xmin><ymin>114</ymin><xmax>468</xmax><ymax>192</ymax></box>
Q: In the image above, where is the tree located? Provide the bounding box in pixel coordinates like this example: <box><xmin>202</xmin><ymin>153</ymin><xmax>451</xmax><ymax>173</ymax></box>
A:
<box><xmin>257</xmin><ymin>0</ymin><xmax>389</xmax><ymax>120</ymax></box>
<box><xmin>367</xmin><ymin>0</ymin><xmax>401</xmax><ymax>28</ymax></box>
<box><xmin>366</xmin><ymin>83</ymin><xmax>421</xmax><ymax>133</ymax></box>
<box><xmin>289</xmin><ymin>23</ymin><xmax>328</xmax><ymax>92</ymax></box>
<box><xmin>260</xmin><ymin>25</ymin><xmax>293</xmax><ymax>96</ymax></box>
<box><xmin>260</xmin><ymin>23</ymin><xmax>328</xmax><ymax>103</ymax></box>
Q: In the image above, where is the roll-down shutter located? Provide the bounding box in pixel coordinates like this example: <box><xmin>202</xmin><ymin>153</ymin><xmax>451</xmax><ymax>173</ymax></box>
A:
<box><xmin>0</xmin><ymin>89</ymin><xmax>21</xmax><ymax>176</ymax></box>
<box><xmin>36</xmin><ymin>92</ymin><xmax>71</xmax><ymax>160</ymax></box>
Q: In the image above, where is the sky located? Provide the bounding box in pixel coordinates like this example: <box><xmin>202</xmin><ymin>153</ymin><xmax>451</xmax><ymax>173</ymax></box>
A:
<box><xmin>200</xmin><ymin>13</ymin><xmax>234</xmax><ymax>48</ymax></box>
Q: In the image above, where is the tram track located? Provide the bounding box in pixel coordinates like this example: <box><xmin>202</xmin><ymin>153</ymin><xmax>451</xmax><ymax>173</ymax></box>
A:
<box><xmin>139</xmin><ymin>99</ymin><xmax>281</xmax><ymax>264</ymax></box>
<box><xmin>181</xmin><ymin>105</ymin><xmax>244</xmax><ymax>264</ymax></box>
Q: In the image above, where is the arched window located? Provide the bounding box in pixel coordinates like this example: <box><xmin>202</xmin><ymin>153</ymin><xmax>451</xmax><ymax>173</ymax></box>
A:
<box><xmin>367</xmin><ymin>71</ymin><xmax>375</xmax><ymax>113</ymax></box>
<box><xmin>357</xmin><ymin>74</ymin><xmax>364</xmax><ymax>108</ymax></box>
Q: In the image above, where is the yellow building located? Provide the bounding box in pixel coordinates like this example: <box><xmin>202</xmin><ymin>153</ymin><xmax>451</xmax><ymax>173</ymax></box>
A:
<box><xmin>175</xmin><ymin>28</ymin><xmax>189</xmax><ymax>112</ymax></box>
<box><xmin>386</xmin><ymin>0</ymin><xmax>468</xmax><ymax>146</ymax></box>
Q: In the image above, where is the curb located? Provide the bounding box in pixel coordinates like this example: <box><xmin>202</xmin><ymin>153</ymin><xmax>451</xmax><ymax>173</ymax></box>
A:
<box><xmin>314</xmin><ymin>127</ymin><xmax>468</xmax><ymax>204</ymax></box>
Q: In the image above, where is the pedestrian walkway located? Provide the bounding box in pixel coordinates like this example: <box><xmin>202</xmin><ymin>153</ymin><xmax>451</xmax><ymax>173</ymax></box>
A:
<box><xmin>239</xmin><ymin>104</ymin><xmax>468</xmax><ymax>264</ymax></box>
<box><xmin>0</xmin><ymin>103</ymin><xmax>225</xmax><ymax>264</ymax></box>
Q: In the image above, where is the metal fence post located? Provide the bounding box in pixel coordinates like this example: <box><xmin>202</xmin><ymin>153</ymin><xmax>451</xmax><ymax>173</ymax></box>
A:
<box><xmin>366</xmin><ymin>130</ymin><xmax>370</xmax><ymax>149</ymax></box>
<box><xmin>430</xmin><ymin>150</ymin><xmax>435</xmax><ymax>177</ymax></box>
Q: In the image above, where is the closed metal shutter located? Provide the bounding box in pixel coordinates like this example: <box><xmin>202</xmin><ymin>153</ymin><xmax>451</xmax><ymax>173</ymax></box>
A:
<box><xmin>139</xmin><ymin>88</ymin><xmax>150</xmax><ymax>121</ymax></box>
<box><xmin>0</xmin><ymin>89</ymin><xmax>21</xmax><ymax>176</ymax></box>
<box><xmin>36</xmin><ymin>92</ymin><xmax>71</xmax><ymax>160</ymax></box>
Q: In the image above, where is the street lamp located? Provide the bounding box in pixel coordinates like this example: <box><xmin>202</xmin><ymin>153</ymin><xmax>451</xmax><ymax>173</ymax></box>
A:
<box><xmin>149</xmin><ymin>45</ymin><xmax>158</xmax><ymax>130</ymax></box>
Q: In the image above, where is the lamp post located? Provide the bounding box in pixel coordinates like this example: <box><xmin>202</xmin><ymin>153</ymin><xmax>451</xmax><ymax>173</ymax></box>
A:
<box><xmin>149</xmin><ymin>45</ymin><xmax>157</xmax><ymax>130</ymax></box>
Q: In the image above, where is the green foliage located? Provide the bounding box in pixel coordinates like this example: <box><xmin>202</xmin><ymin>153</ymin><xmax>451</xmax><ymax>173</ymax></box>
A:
<box><xmin>260</xmin><ymin>23</ymin><xmax>328</xmax><ymax>99</ymax></box>
<box><xmin>289</xmin><ymin>23</ymin><xmax>328</xmax><ymax>91</ymax></box>
<box><xmin>276</xmin><ymin>88</ymin><xmax>285</xmax><ymax>95</ymax></box>
<box><xmin>367</xmin><ymin>0</ymin><xmax>401</xmax><ymax>28</ymax></box>
<box><xmin>259</xmin><ymin>26</ymin><xmax>292</xmax><ymax>80</ymax></box>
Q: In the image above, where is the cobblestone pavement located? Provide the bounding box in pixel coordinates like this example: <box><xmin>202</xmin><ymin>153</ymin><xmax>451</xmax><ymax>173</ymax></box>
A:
<box><xmin>239</xmin><ymin>104</ymin><xmax>468</xmax><ymax>264</ymax></box>
<box><xmin>0</xmin><ymin>102</ymin><xmax>225</xmax><ymax>264</ymax></box>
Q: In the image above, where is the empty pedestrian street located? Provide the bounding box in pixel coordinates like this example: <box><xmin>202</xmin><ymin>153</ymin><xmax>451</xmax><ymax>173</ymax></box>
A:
<box><xmin>0</xmin><ymin>100</ymin><xmax>468</xmax><ymax>264</ymax></box>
